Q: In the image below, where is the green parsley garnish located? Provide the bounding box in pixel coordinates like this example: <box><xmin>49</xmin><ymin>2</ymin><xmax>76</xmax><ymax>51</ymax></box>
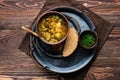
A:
<box><xmin>80</xmin><ymin>33</ymin><xmax>95</xmax><ymax>47</ymax></box>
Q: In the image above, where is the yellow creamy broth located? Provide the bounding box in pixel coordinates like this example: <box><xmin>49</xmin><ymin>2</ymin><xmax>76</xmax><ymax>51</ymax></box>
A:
<box><xmin>38</xmin><ymin>15</ymin><xmax>67</xmax><ymax>43</ymax></box>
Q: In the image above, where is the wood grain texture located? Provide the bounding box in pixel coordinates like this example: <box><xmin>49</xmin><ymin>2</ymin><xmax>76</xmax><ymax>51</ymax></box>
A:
<box><xmin>76</xmin><ymin>0</ymin><xmax>120</xmax><ymax>24</ymax></box>
<box><xmin>0</xmin><ymin>0</ymin><xmax>120</xmax><ymax>80</ymax></box>
<box><xmin>0</xmin><ymin>0</ymin><xmax>45</xmax><ymax>30</ymax></box>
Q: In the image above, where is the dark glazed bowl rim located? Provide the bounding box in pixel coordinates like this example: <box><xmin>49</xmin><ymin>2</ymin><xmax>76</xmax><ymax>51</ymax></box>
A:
<box><xmin>36</xmin><ymin>11</ymin><xmax>70</xmax><ymax>45</ymax></box>
<box><xmin>79</xmin><ymin>30</ymin><xmax>98</xmax><ymax>49</ymax></box>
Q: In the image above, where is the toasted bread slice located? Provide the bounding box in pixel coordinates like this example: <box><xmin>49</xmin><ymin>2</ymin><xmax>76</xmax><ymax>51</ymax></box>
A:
<box><xmin>63</xmin><ymin>27</ymin><xmax>79</xmax><ymax>57</ymax></box>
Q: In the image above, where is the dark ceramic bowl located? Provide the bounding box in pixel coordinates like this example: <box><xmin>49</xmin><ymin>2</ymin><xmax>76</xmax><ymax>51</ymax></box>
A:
<box><xmin>36</xmin><ymin>11</ymin><xmax>70</xmax><ymax>45</ymax></box>
<box><xmin>79</xmin><ymin>30</ymin><xmax>98</xmax><ymax>49</ymax></box>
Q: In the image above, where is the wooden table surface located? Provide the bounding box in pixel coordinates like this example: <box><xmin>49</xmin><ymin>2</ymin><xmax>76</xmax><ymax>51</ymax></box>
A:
<box><xmin>0</xmin><ymin>0</ymin><xmax>120</xmax><ymax>80</ymax></box>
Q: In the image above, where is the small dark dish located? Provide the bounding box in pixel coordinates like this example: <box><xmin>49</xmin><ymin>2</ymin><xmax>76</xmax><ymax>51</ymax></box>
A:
<box><xmin>79</xmin><ymin>30</ymin><xmax>98</xmax><ymax>49</ymax></box>
<box><xmin>36</xmin><ymin>11</ymin><xmax>70</xmax><ymax>45</ymax></box>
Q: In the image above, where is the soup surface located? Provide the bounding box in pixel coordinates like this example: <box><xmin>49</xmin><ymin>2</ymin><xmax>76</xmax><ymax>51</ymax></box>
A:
<box><xmin>38</xmin><ymin>15</ymin><xmax>67</xmax><ymax>43</ymax></box>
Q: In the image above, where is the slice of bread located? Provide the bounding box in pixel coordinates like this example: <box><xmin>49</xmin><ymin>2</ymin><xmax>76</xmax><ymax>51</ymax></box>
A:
<box><xmin>63</xmin><ymin>27</ymin><xmax>79</xmax><ymax>57</ymax></box>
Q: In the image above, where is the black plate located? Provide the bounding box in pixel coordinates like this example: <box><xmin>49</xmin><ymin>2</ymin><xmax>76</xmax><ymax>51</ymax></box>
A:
<box><xmin>30</xmin><ymin>6</ymin><xmax>97</xmax><ymax>73</ymax></box>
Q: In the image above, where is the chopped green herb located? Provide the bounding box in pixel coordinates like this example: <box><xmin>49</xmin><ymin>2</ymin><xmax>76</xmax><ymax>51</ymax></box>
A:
<box><xmin>80</xmin><ymin>33</ymin><xmax>95</xmax><ymax>47</ymax></box>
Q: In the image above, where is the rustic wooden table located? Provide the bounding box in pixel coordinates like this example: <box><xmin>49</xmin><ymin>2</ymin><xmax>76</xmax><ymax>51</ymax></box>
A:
<box><xmin>0</xmin><ymin>0</ymin><xmax>120</xmax><ymax>80</ymax></box>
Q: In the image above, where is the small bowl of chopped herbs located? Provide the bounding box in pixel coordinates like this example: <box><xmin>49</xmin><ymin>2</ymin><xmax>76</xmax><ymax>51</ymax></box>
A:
<box><xmin>79</xmin><ymin>30</ymin><xmax>98</xmax><ymax>49</ymax></box>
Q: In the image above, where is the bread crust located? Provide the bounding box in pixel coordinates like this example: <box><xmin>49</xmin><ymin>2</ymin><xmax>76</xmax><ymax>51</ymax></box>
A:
<box><xmin>63</xmin><ymin>27</ymin><xmax>79</xmax><ymax>57</ymax></box>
